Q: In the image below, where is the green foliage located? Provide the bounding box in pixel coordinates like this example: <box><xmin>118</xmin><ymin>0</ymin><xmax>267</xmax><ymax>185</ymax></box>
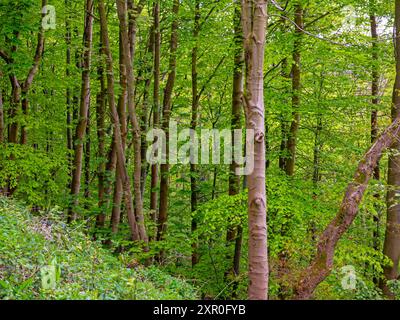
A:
<box><xmin>0</xmin><ymin>197</ymin><xmax>198</xmax><ymax>300</ymax></box>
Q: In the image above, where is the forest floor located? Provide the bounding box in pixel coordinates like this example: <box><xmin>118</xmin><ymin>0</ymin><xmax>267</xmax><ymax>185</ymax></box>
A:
<box><xmin>0</xmin><ymin>197</ymin><xmax>198</xmax><ymax>300</ymax></box>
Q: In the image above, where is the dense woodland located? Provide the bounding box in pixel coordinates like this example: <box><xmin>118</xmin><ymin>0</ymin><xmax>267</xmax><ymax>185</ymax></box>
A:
<box><xmin>2</xmin><ymin>0</ymin><xmax>400</xmax><ymax>300</ymax></box>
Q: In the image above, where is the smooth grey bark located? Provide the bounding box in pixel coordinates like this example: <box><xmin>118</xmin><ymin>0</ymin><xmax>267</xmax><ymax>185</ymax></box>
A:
<box><xmin>242</xmin><ymin>0</ymin><xmax>269</xmax><ymax>300</ymax></box>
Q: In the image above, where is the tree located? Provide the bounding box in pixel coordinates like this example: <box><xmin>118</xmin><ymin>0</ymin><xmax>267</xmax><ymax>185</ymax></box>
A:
<box><xmin>225</xmin><ymin>0</ymin><xmax>245</xmax><ymax>298</ymax></box>
<box><xmin>285</xmin><ymin>1</ymin><xmax>303</xmax><ymax>176</ymax></box>
<box><xmin>382</xmin><ymin>0</ymin><xmax>400</xmax><ymax>299</ymax></box>
<box><xmin>150</xmin><ymin>0</ymin><xmax>161</xmax><ymax>233</ymax></box>
<box><xmin>242</xmin><ymin>0</ymin><xmax>269</xmax><ymax>300</ymax></box>
<box><xmin>116</xmin><ymin>0</ymin><xmax>148</xmax><ymax>246</ymax></box>
<box><xmin>98</xmin><ymin>0</ymin><xmax>140</xmax><ymax>242</ymax></box>
<box><xmin>68</xmin><ymin>0</ymin><xmax>94</xmax><ymax>222</ymax></box>
<box><xmin>157</xmin><ymin>0</ymin><xmax>180</xmax><ymax>258</ymax></box>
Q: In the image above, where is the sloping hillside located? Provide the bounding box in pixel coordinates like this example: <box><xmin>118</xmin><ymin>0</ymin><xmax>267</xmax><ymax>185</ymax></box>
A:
<box><xmin>0</xmin><ymin>197</ymin><xmax>198</xmax><ymax>300</ymax></box>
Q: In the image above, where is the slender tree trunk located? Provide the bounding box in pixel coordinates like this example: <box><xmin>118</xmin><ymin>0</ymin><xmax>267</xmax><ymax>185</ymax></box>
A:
<box><xmin>157</xmin><ymin>0</ymin><xmax>180</xmax><ymax>257</ymax></box>
<box><xmin>279</xmin><ymin>56</ymin><xmax>290</xmax><ymax>171</ymax></box>
<box><xmin>285</xmin><ymin>3</ymin><xmax>303</xmax><ymax>176</ymax></box>
<box><xmin>225</xmin><ymin>0</ymin><xmax>244</xmax><ymax>298</ymax></box>
<box><xmin>382</xmin><ymin>0</ymin><xmax>400</xmax><ymax>299</ymax></box>
<box><xmin>98</xmin><ymin>0</ymin><xmax>140</xmax><ymax>241</ymax></box>
<box><xmin>66</xmin><ymin>0</ymin><xmax>73</xmax><ymax>173</ymax></box>
<box><xmin>8</xmin><ymin>75</ymin><xmax>20</xmax><ymax>145</ymax></box>
<box><xmin>242</xmin><ymin>0</ymin><xmax>269</xmax><ymax>300</ymax></box>
<box><xmin>0</xmin><ymin>87</ymin><xmax>3</xmax><ymax>195</ymax></box>
<box><xmin>370</xmin><ymin>3</ymin><xmax>382</xmax><ymax>285</ymax></box>
<box><xmin>96</xmin><ymin>58</ymin><xmax>107</xmax><ymax>228</ymax></box>
<box><xmin>68</xmin><ymin>0</ymin><xmax>94</xmax><ymax>222</ymax></box>
<box><xmin>0</xmin><ymin>88</ymin><xmax>3</xmax><ymax>144</ymax></box>
<box><xmin>110</xmin><ymin>30</ymin><xmax>128</xmax><ymax>235</ymax></box>
<box><xmin>140</xmin><ymin>31</ymin><xmax>154</xmax><ymax>201</ymax></box>
<box><xmin>116</xmin><ymin>0</ymin><xmax>148</xmax><ymax>247</ymax></box>
<box><xmin>150</xmin><ymin>0</ymin><xmax>161</xmax><ymax>228</ymax></box>
<box><xmin>191</xmin><ymin>0</ymin><xmax>201</xmax><ymax>268</ymax></box>
<box><xmin>84</xmin><ymin>108</ymin><xmax>91</xmax><ymax>206</ymax></box>
<box><xmin>294</xmin><ymin>121</ymin><xmax>400</xmax><ymax>300</ymax></box>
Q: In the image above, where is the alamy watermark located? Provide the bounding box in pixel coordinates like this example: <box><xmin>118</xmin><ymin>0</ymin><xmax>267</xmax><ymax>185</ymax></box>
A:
<box><xmin>341</xmin><ymin>265</ymin><xmax>357</xmax><ymax>290</ymax></box>
<box><xmin>42</xmin><ymin>5</ymin><xmax>56</xmax><ymax>30</ymax></box>
<box><xmin>146</xmin><ymin>121</ymin><xmax>257</xmax><ymax>176</ymax></box>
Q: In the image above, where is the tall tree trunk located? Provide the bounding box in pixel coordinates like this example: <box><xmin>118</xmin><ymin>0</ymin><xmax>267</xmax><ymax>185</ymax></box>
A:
<box><xmin>8</xmin><ymin>75</ymin><xmax>20</xmax><ymax>145</ymax></box>
<box><xmin>382</xmin><ymin>0</ymin><xmax>400</xmax><ymax>298</ymax></box>
<box><xmin>150</xmin><ymin>0</ymin><xmax>161</xmax><ymax>230</ymax></box>
<box><xmin>370</xmin><ymin>2</ymin><xmax>382</xmax><ymax>285</ymax></box>
<box><xmin>98</xmin><ymin>0</ymin><xmax>140</xmax><ymax>241</ymax></box>
<box><xmin>68</xmin><ymin>0</ymin><xmax>94</xmax><ymax>222</ymax></box>
<box><xmin>0</xmin><ymin>87</ymin><xmax>3</xmax><ymax>195</ymax></box>
<box><xmin>157</xmin><ymin>0</ymin><xmax>180</xmax><ymax>258</ymax></box>
<box><xmin>140</xmin><ymin>31</ymin><xmax>154</xmax><ymax>202</ymax></box>
<box><xmin>225</xmin><ymin>0</ymin><xmax>244</xmax><ymax>298</ymax></box>
<box><xmin>66</xmin><ymin>0</ymin><xmax>74</xmax><ymax>174</ymax></box>
<box><xmin>95</xmin><ymin>58</ymin><xmax>107</xmax><ymax>228</ymax></box>
<box><xmin>191</xmin><ymin>0</ymin><xmax>201</xmax><ymax>268</ymax></box>
<box><xmin>285</xmin><ymin>3</ymin><xmax>303</xmax><ymax>176</ymax></box>
<box><xmin>242</xmin><ymin>0</ymin><xmax>269</xmax><ymax>300</ymax></box>
<box><xmin>0</xmin><ymin>88</ymin><xmax>3</xmax><ymax>145</ymax></box>
<box><xmin>84</xmin><ymin>108</ymin><xmax>91</xmax><ymax>206</ymax></box>
<box><xmin>116</xmin><ymin>0</ymin><xmax>148</xmax><ymax>247</ymax></box>
<box><xmin>110</xmin><ymin>30</ymin><xmax>128</xmax><ymax>235</ymax></box>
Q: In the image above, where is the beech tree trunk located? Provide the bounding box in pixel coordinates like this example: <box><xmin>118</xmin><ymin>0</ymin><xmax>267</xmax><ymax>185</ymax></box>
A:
<box><xmin>68</xmin><ymin>0</ymin><xmax>94</xmax><ymax>222</ymax></box>
<box><xmin>191</xmin><ymin>0</ymin><xmax>201</xmax><ymax>268</ymax></box>
<box><xmin>0</xmin><ymin>88</ymin><xmax>3</xmax><ymax>144</ymax></box>
<box><xmin>95</xmin><ymin>58</ymin><xmax>107</xmax><ymax>228</ymax></box>
<box><xmin>98</xmin><ymin>0</ymin><xmax>140</xmax><ymax>241</ymax></box>
<box><xmin>116</xmin><ymin>0</ymin><xmax>148</xmax><ymax>247</ymax></box>
<box><xmin>139</xmin><ymin>31</ymin><xmax>154</xmax><ymax>202</ymax></box>
<box><xmin>369</xmin><ymin>3</ymin><xmax>382</xmax><ymax>285</ymax></box>
<box><xmin>382</xmin><ymin>0</ymin><xmax>400</xmax><ymax>298</ymax></box>
<box><xmin>294</xmin><ymin>116</ymin><xmax>400</xmax><ymax>299</ymax></box>
<box><xmin>110</xmin><ymin>29</ymin><xmax>129</xmax><ymax>235</ymax></box>
<box><xmin>242</xmin><ymin>0</ymin><xmax>269</xmax><ymax>300</ymax></box>
<box><xmin>66</xmin><ymin>0</ymin><xmax>74</xmax><ymax>175</ymax></box>
<box><xmin>285</xmin><ymin>3</ymin><xmax>303</xmax><ymax>176</ymax></box>
<box><xmin>8</xmin><ymin>75</ymin><xmax>20</xmax><ymax>145</ymax></box>
<box><xmin>84</xmin><ymin>108</ymin><xmax>91</xmax><ymax>205</ymax></box>
<box><xmin>150</xmin><ymin>0</ymin><xmax>161</xmax><ymax>228</ymax></box>
<box><xmin>225</xmin><ymin>0</ymin><xmax>244</xmax><ymax>298</ymax></box>
<box><xmin>157</xmin><ymin>0</ymin><xmax>180</xmax><ymax>251</ymax></box>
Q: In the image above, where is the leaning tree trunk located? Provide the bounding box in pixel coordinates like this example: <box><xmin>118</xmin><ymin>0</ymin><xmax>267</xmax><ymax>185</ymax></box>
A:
<box><xmin>242</xmin><ymin>0</ymin><xmax>269</xmax><ymax>300</ymax></box>
<box><xmin>294</xmin><ymin>116</ymin><xmax>400</xmax><ymax>299</ymax></box>
<box><xmin>382</xmin><ymin>0</ymin><xmax>400</xmax><ymax>299</ymax></box>
<box><xmin>68</xmin><ymin>0</ymin><xmax>94</xmax><ymax>222</ymax></box>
